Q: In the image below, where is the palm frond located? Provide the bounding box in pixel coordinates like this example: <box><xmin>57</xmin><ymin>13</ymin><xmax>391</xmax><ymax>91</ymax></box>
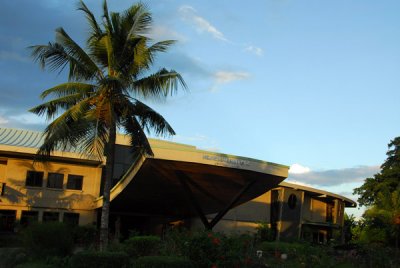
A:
<box><xmin>77</xmin><ymin>0</ymin><xmax>103</xmax><ymax>45</ymax></box>
<box><xmin>148</xmin><ymin>40</ymin><xmax>176</xmax><ymax>53</ymax></box>
<box><xmin>39</xmin><ymin>82</ymin><xmax>95</xmax><ymax>99</ymax></box>
<box><xmin>132</xmin><ymin>68</ymin><xmax>187</xmax><ymax>99</ymax></box>
<box><xmin>122</xmin><ymin>115</ymin><xmax>153</xmax><ymax>156</ymax></box>
<box><xmin>55</xmin><ymin>27</ymin><xmax>102</xmax><ymax>80</ymax></box>
<box><xmin>131</xmin><ymin>99</ymin><xmax>175</xmax><ymax>136</ymax></box>
<box><xmin>122</xmin><ymin>3</ymin><xmax>152</xmax><ymax>36</ymax></box>
<box><xmin>29</xmin><ymin>93</ymin><xmax>87</xmax><ymax>120</ymax></box>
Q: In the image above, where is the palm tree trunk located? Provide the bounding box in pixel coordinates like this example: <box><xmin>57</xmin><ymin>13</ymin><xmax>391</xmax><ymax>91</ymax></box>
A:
<box><xmin>99</xmin><ymin>124</ymin><xmax>116</xmax><ymax>251</ymax></box>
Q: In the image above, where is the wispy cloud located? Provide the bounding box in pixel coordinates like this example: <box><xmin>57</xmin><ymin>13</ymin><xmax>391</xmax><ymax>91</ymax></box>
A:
<box><xmin>289</xmin><ymin>163</ymin><xmax>311</xmax><ymax>174</ymax></box>
<box><xmin>287</xmin><ymin>164</ymin><xmax>379</xmax><ymax>187</ymax></box>
<box><xmin>172</xmin><ymin>134</ymin><xmax>220</xmax><ymax>152</ymax></box>
<box><xmin>149</xmin><ymin>25</ymin><xmax>187</xmax><ymax>42</ymax></box>
<box><xmin>210</xmin><ymin>71</ymin><xmax>250</xmax><ymax>92</ymax></box>
<box><xmin>0</xmin><ymin>116</ymin><xmax>9</xmax><ymax>125</ymax></box>
<box><xmin>179</xmin><ymin>5</ymin><xmax>228</xmax><ymax>42</ymax></box>
<box><xmin>214</xmin><ymin>71</ymin><xmax>250</xmax><ymax>84</ymax></box>
<box><xmin>244</xmin><ymin>45</ymin><xmax>264</xmax><ymax>56</ymax></box>
<box><xmin>0</xmin><ymin>51</ymin><xmax>30</xmax><ymax>63</ymax></box>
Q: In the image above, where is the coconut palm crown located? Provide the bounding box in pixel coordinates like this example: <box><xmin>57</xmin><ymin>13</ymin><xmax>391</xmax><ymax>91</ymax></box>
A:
<box><xmin>29</xmin><ymin>0</ymin><xmax>186</xmax><ymax>249</ymax></box>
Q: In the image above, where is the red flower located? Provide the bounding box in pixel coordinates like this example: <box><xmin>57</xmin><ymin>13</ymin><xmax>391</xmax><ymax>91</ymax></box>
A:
<box><xmin>211</xmin><ymin>264</ymin><xmax>218</xmax><ymax>268</ymax></box>
<box><xmin>212</xmin><ymin>237</ymin><xmax>221</xmax><ymax>245</ymax></box>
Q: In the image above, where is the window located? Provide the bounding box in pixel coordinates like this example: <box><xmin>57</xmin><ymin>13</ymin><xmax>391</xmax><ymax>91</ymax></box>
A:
<box><xmin>288</xmin><ymin>194</ymin><xmax>297</xmax><ymax>209</ymax></box>
<box><xmin>42</xmin><ymin>212</ymin><xmax>59</xmax><ymax>222</ymax></box>
<box><xmin>326</xmin><ymin>202</ymin><xmax>334</xmax><ymax>222</ymax></box>
<box><xmin>67</xmin><ymin>175</ymin><xmax>83</xmax><ymax>190</ymax></box>
<box><xmin>47</xmin><ymin>173</ymin><xmax>64</xmax><ymax>189</ymax></box>
<box><xmin>26</xmin><ymin>171</ymin><xmax>44</xmax><ymax>187</ymax></box>
<box><xmin>63</xmin><ymin>213</ymin><xmax>79</xmax><ymax>226</ymax></box>
<box><xmin>0</xmin><ymin>210</ymin><xmax>16</xmax><ymax>232</ymax></box>
<box><xmin>20</xmin><ymin>211</ymin><xmax>39</xmax><ymax>226</ymax></box>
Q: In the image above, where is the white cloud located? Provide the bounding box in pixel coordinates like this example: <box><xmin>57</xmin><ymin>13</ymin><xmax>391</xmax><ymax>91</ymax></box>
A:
<box><xmin>9</xmin><ymin>113</ymin><xmax>46</xmax><ymax>126</ymax></box>
<box><xmin>179</xmin><ymin>5</ymin><xmax>228</xmax><ymax>42</ymax></box>
<box><xmin>244</xmin><ymin>45</ymin><xmax>264</xmax><ymax>56</ymax></box>
<box><xmin>149</xmin><ymin>25</ymin><xmax>187</xmax><ymax>42</ymax></box>
<box><xmin>172</xmin><ymin>134</ymin><xmax>220</xmax><ymax>152</ymax></box>
<box><xmin>214</xmin><ymin>71</ymin><xmax>250</xmax><ymax>84</ymax></box>
<box><xmin>289</xmin><ymin>163</ymin><xmax>311</xmax><ymax>174</ymax></box>
<box><xmin>0</xmin><ymin>116</ymin><xmax>9</xmax><ymax>125</ymax></box>
<box><xmin>287</xmin><ymin>165</ymin><xmax>379</xmax><ymax>187</ymax></box>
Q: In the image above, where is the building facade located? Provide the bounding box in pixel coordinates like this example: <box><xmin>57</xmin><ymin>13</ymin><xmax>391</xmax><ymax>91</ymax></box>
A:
<box><xmin>0</xmin><ymin>128</ymin><xmax>355</xmax><ymax>242</ymax></box>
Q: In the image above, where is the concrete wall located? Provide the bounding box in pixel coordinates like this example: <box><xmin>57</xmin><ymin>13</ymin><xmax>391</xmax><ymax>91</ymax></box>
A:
<box><xmin>279</xmin><ymin>188</ymin><xmax>303</xmax><ymax>239</ymax></box>
<box><xmin>302</xmin><ymin>196</ymin><xmax>326</xmax><ymax>223</ymax></box>
<box><xmin>0</xmin><ymin>157</ymin><xmax>101</xmax><ymax>225</ymax></box>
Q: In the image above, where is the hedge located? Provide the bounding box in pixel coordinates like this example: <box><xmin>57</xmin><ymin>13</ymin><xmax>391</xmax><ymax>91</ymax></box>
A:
<box><xmin>134</xmin><ymin>256</ymin><xmax>194</xmax><ymax>268</ymax></box>
<box><xmin>69</xmin><ymin>251</ymin><xmax>130</xmax><ymax>268</ymax></box>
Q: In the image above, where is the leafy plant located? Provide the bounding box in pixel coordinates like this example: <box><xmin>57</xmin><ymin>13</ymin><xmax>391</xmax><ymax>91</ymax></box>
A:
<box><xmin>122</xmin><ymin>236</ymin><xmax>161</xmax><ymax>258</ymax></box>
<box><xmin>21</xmin><ymin>222</ymin><xmax>73</xmax><ymax>257</ymax></box>
<box><xmin>69</xmin><ymin>251</ymin><xmax>129</xmax><ymax>268</ymax></box>
<box><xmin>134</xmin><ymin>256</ymin><xmax>194</xmax><ymax>268</ymax></box>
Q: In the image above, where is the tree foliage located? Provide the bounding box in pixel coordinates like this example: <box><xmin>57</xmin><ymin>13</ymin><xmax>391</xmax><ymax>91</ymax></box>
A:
<box><xmin>353</xmin><ymin>137</ymin><xmax>400</xmax><ymax>207</ymax></box>
<box><xmin>29</xmin><ymin>0</ymin><xmax>186</xmax><ymax>250</ymax></box>
<box><xmin>353</xmin><ymin>137</ymin><xmax>400</xmax><ymax>247</ymax></box>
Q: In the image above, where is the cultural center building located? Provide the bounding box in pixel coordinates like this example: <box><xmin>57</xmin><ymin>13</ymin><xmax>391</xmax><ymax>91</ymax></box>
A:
<box><xmin>0</xmin><ymin>128</ymin><xmax>355</xmax><ymax>242</ymax></box>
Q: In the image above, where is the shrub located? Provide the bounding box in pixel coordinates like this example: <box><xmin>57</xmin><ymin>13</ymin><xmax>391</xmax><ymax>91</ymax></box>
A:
<box><xmin>181</xmin><ymin>231</ymin><xmax>222</xmax><ymax>267</ymax></box>
<box><xmin>0</xmin><ymin>248</ymin><xmax>27</xmax><ymax>268</ymax></box>
<box><xmin>134</xmin><ymin>256</ymin><xmax>194</xmax><ymax>268</ymax></box>
<box><xmin>123</xmin><ymin>235</ymin><xmax>161</xmax><ymax>258</ymax></box>
<box><xmin>161</xmin><ymin>228</ymin><xmax>189</xmax><ymax>256</ymax></box>
<box><xmin>21</xmin><ymin>222</ymin><xmax>73</xmax><ymax>257</ymax></box>
<box><xmin>255</xmin><ymin>222</ymin><xmax>275</xmax><ymax>242</ymax></box>
<box><xmin>259</xmin><ymin>241</ymin><xmax>333</xmax><ymax>266</ymax></box>
<box><xmin>69</xmin><ymin>251</ymin><xmax>129</xmax><ymax>268</ymax></box>
<box><xmin>71</xmin><ymin>224</ymin><xmax>97</xmax><ymax>247</ymax></box>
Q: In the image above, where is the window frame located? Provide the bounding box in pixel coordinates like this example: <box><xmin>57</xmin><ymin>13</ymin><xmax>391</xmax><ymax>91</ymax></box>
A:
<box><xmin>42</xmin><ymin>211</ymin><xmax>60</xmax><ymax>222</ymax></box>
<box><xmin>25</xmin><ymin>171</ymin><xmax>44</xmax><ymax>187</ymax></box>
<box><xmin>66</xmin><ymin>174</ymin><xmax>83</xmax><ymax>190</ymax></box>
<box><xmin>47</xmin><ymin>172</ymin><xmax>64</xmax><ymax>189</ymax></box>
<box><xmin>63</xmin><ymin>212</ymin><xmax>80</xmax><ymax>226</ymax></box>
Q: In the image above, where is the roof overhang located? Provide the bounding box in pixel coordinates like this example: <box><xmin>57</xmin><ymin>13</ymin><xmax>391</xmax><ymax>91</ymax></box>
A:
<box><xmin>279</xmin><ymin>181</ymin><xmax>357</xmax><ymax>207</ymax></box>
<box><xmin>95</xmin><ymin>138</ymin><xmax>289</xmax><ymax>221</ymax></box>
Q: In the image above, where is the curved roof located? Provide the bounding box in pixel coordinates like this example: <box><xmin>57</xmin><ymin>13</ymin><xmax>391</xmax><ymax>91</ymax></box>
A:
<box><xmin>279</xmin><ymin>181</ymin><xmax>357</xmax><ymax>207</ymax></box>
<box><xmin>0</xmin><ymin>128</ymin><xmax>100</xmax><ymax>162</ymax></box>
<box><xmin>95</xmin><ymin>137</ymin><xmax>289</xmax><ymax>219</ymax></box>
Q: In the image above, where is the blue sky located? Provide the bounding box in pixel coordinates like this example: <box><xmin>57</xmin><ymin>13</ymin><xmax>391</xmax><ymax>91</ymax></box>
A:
<box><xmin>1</xmin><ymin>0</ymin><xmax>400</xmax><ymax>217</ymax></box>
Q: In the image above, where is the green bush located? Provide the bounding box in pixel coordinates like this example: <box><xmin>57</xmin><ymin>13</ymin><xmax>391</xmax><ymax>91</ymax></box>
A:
<box><xmin>134</xmin><ymin>256</ymin><xmax>194</xmax><ymax>268</ymax></box>
<box><xmin>21</xmin><ymin>222</ymin><xmax>73</xmax><ymax>257</ymax></box>
<box><xmin>123</xmin><ymin>235</ymin><xmax>160</xmax><ymax>258</ymax></box>
<box><xmin>356</xmin><ymin>243</ymin><xmax>400</xmax><ymax>267</ymax></box>
<box><xmin>260</xmin><ymin>241</ymin><xmax>333</xmax><ymax>267</ymax></box>
<box><xmin>69</xmin><ymin>251</ymin><xmax>129</xmax><ymax>268</ymax></box>
<box><xmin>0</xmin><ymin>248</ymin><xmax>27</xmax><ymax>268</ymax></box>
<box><xmin>71</xmin><ymin>224</ymin><xmax>97</xmax><ymax>247</ymax></box>
<box><xmin>255</xmin><ymin>222</ymin><xmax>275</xmax><ymax>242</ymax></box>
<box><xmin>180</xmin><ymin>231</ymin><xmax>256</xmax><ymax>268</ymax></box>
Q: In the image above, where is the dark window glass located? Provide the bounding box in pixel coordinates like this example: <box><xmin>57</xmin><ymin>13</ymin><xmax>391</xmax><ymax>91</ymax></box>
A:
<box><xmin>47</xmin><ymin>173</ymin><xmax>64</xmax><ymax>189</ymax></box>
<box><xmin>288</xmin><ymin>194</ymin><xmax>297</xmax><ymax>209</ymax></box>
<box><xmin>67</xmin><ymin>175</ymin><xmax>83</xmax><ymax>190</ymax></box>
<box><xmin>0</xmin><ymin>210</ymin><xmax>16</xmax><ymax>232</ymax></box>
<box><xmin>20</xmin><ymin>211</ymin><xmax>39</xmax><ymax>226</ymax></box>
<box><xmin>63</xmin><ymin>213</ymin><xmax>79</xmax><ymax>226</ymax></box>
<box><xmin>326</xmin><ymin>202</ymin><xmax>334</xmax><ymax>222</ymax></box>
<box><xmin>43</xmin><ymin>212</ymin><xmax>59</xmax><ymax>222</ymax></box>
<box><xmin>26</xmin><ymin>171</ymin><xmax>44</xmax><ymax>187</ymax></box>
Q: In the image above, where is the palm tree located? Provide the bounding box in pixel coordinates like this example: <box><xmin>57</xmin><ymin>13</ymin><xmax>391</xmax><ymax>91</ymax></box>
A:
<box><xmin>29</xmin><ymin>0</ymin><xmax>186</xmax><ymax>250</ymax></box>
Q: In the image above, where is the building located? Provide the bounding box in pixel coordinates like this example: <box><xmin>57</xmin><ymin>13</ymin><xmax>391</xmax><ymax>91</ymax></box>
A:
<box><xmin>194</xmin><ymin>181</ymin><xmax>355</xmax><ymax>243</ymax></box>
<box><xmin>0</xmin><ymin>128</ymin><xmax>355</xmax><ymax>242</ymax></box>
